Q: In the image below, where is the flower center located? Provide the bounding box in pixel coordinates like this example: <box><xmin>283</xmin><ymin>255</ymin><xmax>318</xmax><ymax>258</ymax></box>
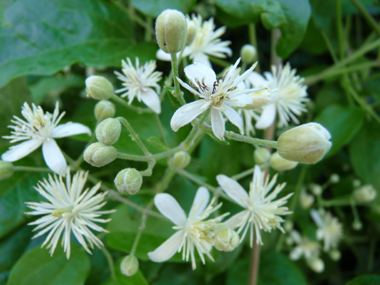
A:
<box><xmin>51</xmin><ymin>206</ymin><xmax>74</xmax><ymax>218</ymax></box>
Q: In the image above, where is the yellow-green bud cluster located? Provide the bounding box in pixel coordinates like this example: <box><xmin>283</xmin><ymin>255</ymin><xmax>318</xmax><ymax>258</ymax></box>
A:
<box><xmin>95</xmin><ymin>118</ymin><xmax>121</xmax><ymax>145</ymax></box>
<box><xmin>83</xmin><ymin>142</ymin><xmax>117</xmax><ymax>167</ymax></box>
<box><xmin>254</xmin><ymin>147</ymin><xmax>270</xmax><ymax>165</ymax></box>
<box><xmin>353</xmin><ymin>184</ymin><xmax>377</xmax><ymax>203</ymax></box>
<box><xmin>214</xmin><ymin>226</ymin><xmax>239</xmax><ymax>252</ymax></box>
<box><xmin>94</xmin><ymin>100</ymin><xmax>115</xmax><ymax>122</ymax></box>
<box><xmin>155</xmin><ymin>9</ymin><xmax>187</xmax><ymax>54</ymax></box>
<box><xmin>0</xmin><ymin>161</ymin><xmax>14</xmax><ymax>180</ymax></box>
<box><xmin>120</xmin><ymin>255</ymin><xmax>139</xmax><ymax>276</ymax></box>
<box><xmin>240</xmin><ymin>44</ymin><xmax>257</xmax><ymax>64</ymax></box>
<box><xmin>172</xmin><ymin>151</ymin><xmax>191</xmax><ymax>169</ymax></box>
<box><xmin>270</xmin><ymin>152</ymin><xmax>298</xmax><ymax>171</ymax></box>
<box><xmin>114</xmin><ymin>168</ymin><xmax>143</xmax><ymax>195</ymax></box>
<box><xmin>85</xmin><ymin>75</ymin><xmax>114</xmax><ymax>100</ymax></box>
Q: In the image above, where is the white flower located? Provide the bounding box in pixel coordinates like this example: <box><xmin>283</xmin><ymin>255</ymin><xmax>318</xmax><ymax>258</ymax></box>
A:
<box><xmin>171</xmin><ymin>58</ymin><xmax>260</xmax><ymax>140</ymax></box>
<box><xmin>148</xmin><ymin>187</ymin><xmax>228</xmax><ymax>270</ymax></box>
<box><xmin>157</xmin><ymin>14</ymin><xmax>232</xmax><ymax>67</ymax></box>
<box><xmin>311</xmin><ymin>209</ymin><xmax>343</xmax><ymax>251</ymax></box>
<box><xmin>25</xmin><ymin>170</ymin><xmax>115</xmax><ymax>259</ymax></box>
<box><xmin>251</xmin><ymin>63</ymin><xmax>308</xmax><ymax>129</ymax></box>
<box><xmin>217</xmin><ymin>165</ymin><xmax>292</xmax><ymax>246</ymax></box>
<box><xmin>1</xmin><ymin>102</ymin><xmax>91</xmax><ymax>176</ymax></box>
<box><xmin>115</xmin><ymin>57</ymin><xmax>162</xmax><ymax>113</ymax></box>
<box><xmin>288</xmin><ymin>230</ymin><xmax>320</xmax><ymax>261</ymax></box>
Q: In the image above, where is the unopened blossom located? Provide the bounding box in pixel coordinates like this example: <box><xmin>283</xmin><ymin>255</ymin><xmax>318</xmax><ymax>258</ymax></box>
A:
<box><xmin>217</xmin><ymin>165</ymin><xmax>292</xmax><ymax>246</ymax></box>
<box><xmin>157</xmin><ymin>14</ymin><xmax>232</xmax><ymax>67</ymax></box>
<box><xmin>311</xmin><ymin>209</ymin><xmax>343</xmax><ymax>251</ymax></box>
<box><xmin>1</xmin><ymin>102</ymin><xmax>91</xmax><ymax>175</ymax></box>
<box><xmin>26</xmin><ymin>170</ymin><xmax>115</xmax><ymax>259</ymax></box>
<box><xmin>288</xmin><ymin>230</ymin><xmax>321</xmax><ymax>262</ymax></box>
<box><xmin>148</xmin><ymin>187</ymin><xmax>228</xmax><ymax>270</ymax></box>
<box><xmin>250</xmin><ymin>63</ymin><xmax>308</xmax><ymax>129</ymax></box>
<box><xmin>171</xmin><ymin>58</ymin><xmax>260</xmax><ymax>140</ymax></box>
<box><xmin>115</xmin><ymin>57</ymin><xmax>162</xmax><ymax>113</ymax></box>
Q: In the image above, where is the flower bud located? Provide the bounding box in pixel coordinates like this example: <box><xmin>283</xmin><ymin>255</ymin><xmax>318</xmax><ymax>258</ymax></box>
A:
<box><xmin>83</xmin><ymin>142</ymin><xmax>117</xmax><ymax>167</ymax></box>
<box><xmin>277</xmin><ymin>123</ymin><xmax>332</xmax><ymax>164</ymax></box>
<box><xmin>85</xmin><ymin>75</ymin><xmax>113</xmax><ymax>100</ymax></box>
<box><xmin>353</xmin><ymin>179</ymin><xmax>361</xmax><ymax>188</ymax></box>
<box><xmin>94</xmin><ymin>100</ymin><xmax>115</xmax><ymax>122</ymax></box>
<box><xmin>155</xmin><ymin>9</ymin><xmax>187</xmax><ymax>54</ymax></box>
<box><xmin>352</xmin><ymin>220</ymin><xmax>362</xmax><ymax>231</ymax></box>
<box><xmin>309</xmin><ymin>183</ymin><xmax>322</xmax><ymax>196</ymax></box>
<box><xmin>173</xmin><ymin>151</ymin><xmax>191</xmax><ymax>169</ymax></box>
<box><xmin>114</xmin><ymin>168</ymin><xmax>143</xmax><ymax>195</ymax></box>
<box><xmin>254</xmin><ymin>147</ymin><xmax>270</xmax><ymax>165</ymax></box>
<box><xmin>307</xmin><ymin>257</ymin><xmax>324</xmax><ymax>273</ymax></box>
<box><xmin>353</xmin><ymin>184</ymin><xmax>377</xmax><ymax>203</ymax></box>
<box><xmin>95</xmin><ymin>118</ymin><xmax>121</xmax><ymax>145</ymax></box>
<box><xmin>185</xmin><ymin>21</ymin><xmax>196</xmax><ymax>46</ymax></box>
<box><xmin>284</xmin><ymin>220</ymin><xmax>294</xmax><ymax>232</ymax></box>
<box><xmin>329</xmin><ymin>249</ymin><xmax>341</xmax><ymax>261</ymax></box>
<box><xmin>0</xmin><ymin>161</ymin><xmax>14</xmax><ymax>180</ymax></box>
<box><xmin>300</xmin><ymin>189</ymin><xmax>314</xmax><ymax>209</ymax></box>
<box><xmin>270</xmin><ymin>152</ymin><xmax>298</xmax><ymax>171</ymax></box>
<box><xmin>240</xmin><ymin>44</ymin><xmax>257</xmax><ymax>64</ymax></box>
<box><xmin>214</xmin><ymin>226</ymin><xmax>239</xmax><ymax>252</ymax></box>
<box><xmin>120</xmin><ymin>255</ymin><xmax>139</xmax><ymax>277</ymax></box>
<box><xmin>330</xmin><ymin>174</ymin><xmax>340</xmax><ymax>184</ymax></box>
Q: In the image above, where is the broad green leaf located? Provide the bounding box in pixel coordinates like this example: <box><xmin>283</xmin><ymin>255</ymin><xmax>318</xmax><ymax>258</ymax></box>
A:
<box><xmin>315</xmin><ymin>105</ymin><xmax>365</xmax><ymax>157</ymax></box>
<box><xmin>314</xmin><ymin>83</ymin><xmax>346</xmax><ymax>114</ymax></box>
<box><xmin>8</xmin><ymin>243</ymin><xmax>91</xmax><ymax>285</ymax></box>
<box><xmin>346</xmin><ymin>275</ymin><xmax>380</xmax><ymax>285</ymax></box>
<box><xmin>0</xmin><ymin>0</ymin><xmax>157</xmax><ymax>88</ymax></box>
<box><xmin>215</xmin><ymin>0</ymin><xmax>311</xmax><ymax>58</ymax></box>
<box><xmin>130</xmin><ymin>0</ymin><xmax>196</xmax><ymax>17</ymax></box>
<box><xmin>0</xmin><ymin>173</ymin><xmax>44</xmax><ymax>238</ymax></box>
<box><xmin>85</xmin><ymin>248</ymin><xmax>111</xmax><ymax>285</ymax></box>
<box><xmin>103</xmin><ymin>258</ymin><xmax>149</xmax><ymax>285</ymax></box>
<box><xmin>147</xmin><ymin>136</ymin><xmax>169</xmax><ymax>152</ymax></box>
<box><xmin>349</xmin><ymin>120</ymin><xmax>380</xmax><ymax>189</ymax></box>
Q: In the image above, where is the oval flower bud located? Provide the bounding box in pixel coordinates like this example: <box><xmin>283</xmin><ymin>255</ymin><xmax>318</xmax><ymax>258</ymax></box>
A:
<box><xmin>95</xmin><ymin>118</ymin><xmax>121</xmax><ymax>145</ymax></box>
<box><xmin>300</xmin><ymin>189</ymin><xmax>314</xmax><ymax>209</ymax></box>
<box><xmin>94</xmin><ymin>100</ymin><xmax>115</xmax><ymax>122</ymax></box>
<box><xmin>214</xmin><ymin>225</ymin><xmax>239</xmax><ymax>252</ymax></box>
<box><xmin>185</xmin><ymin>21</ymin><xmax>196</xmax><ymax>46</ymax></box>
<box><xmin>0</xmin><ymin>161</ymin><xmax>14</xmax><ymax>180</ymax></box>
<box><xmin>277</xmin><ymin>123</ymin><xmax>332</xmax><ymax>164</ymax></box>
<box><xmin>114</xmin><ymin>168</ymin><xmax>143</xmax><ymax>195</ymax></box>
<box><xmin>173</xmin><ymin>151</ymin><xmax>191</xmax><ymax>169</ymax></box>
<box><xmin>353</xmin><ymin>184</ymin><xmax>377</xmax><ymax>203</ymax></box>
<box><xmin>254</xmin><ymin>147</ymin><xmax>270</xmax><ymax>165</ymax></box>
<box><xmin>85</xmin><ymin>75</ymin><xmax>114</xmax><ymax>100</ymax></box>
<box><xmin>329</xmin><ymin>249</ymin><xmax>341</xmax><ymax>261</ymax></box>
<box><xmin>120</xmin><ymin>255</ymin><xmax>139</xmax><ymax>276</ymax></box>
<box><xmin>307</xmin><ymin>257</ymin><xmax>324</xmax><ymax>273</ymax></box>
<box><xmin>309</xmin><ymin>183</ymin><xmax>322</xmax><ymax>196</ymax></box>
<box><xmin>352</xmin><ymin>220</ymin><xmax>362</xmax><ymax>231</ymax></box>
<box><xmin>155</xmin><ymin>9</ymin><xmax>187</xmax><ymax>54</ymax></box>
<box><xmin>240</xmin><ymin>44</ymin><xmax>257</xmax><ymax>64</ymax></box>
<box><xmin>270</xmin><ymin>152</ymin><xmax>298</xmax><ymax>171</ymax></box>
<box><xmin>83</xmin><ymin>142</ymin><xmax>117</xmax><ymax>167</ymax></box>
<box><xmin>330</xmin><ymin>174</ymin><xmax>340</xmax><ymax>184</ymax></box>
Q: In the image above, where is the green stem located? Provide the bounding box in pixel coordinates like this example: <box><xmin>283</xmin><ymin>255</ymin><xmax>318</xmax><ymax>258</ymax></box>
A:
<box><xmin>225</xmin><ymin>131</ymin><xmax>278</xmax><ymax>148</ymax></box>
<box><xmin>351</xmin><ymin>0</ymin><xmax>380</xmax><ymax>37</ymax></box>
<box><xmin>144</xmin><ymin>16</ymin><xmax>152</xmax><ymax>42</ymax></box>
<box><xmin>111</xmin><ymin>94</ymin><xmax>153</xmax><ymax>114</ymax></box>
<box><xmin>336</xmin><ymin>0</ymin><xmax>345</xmax><ymax>60</ymax></box>
<box><xmin>170</xmin><ymin>53</ymin><xmax>186</xmax><ymax>106</ymax></box>
<box><xmin>111</xmin><ymin>0</ymin><xmax>152</xmax><ymax>32</ymax></box>
<box><xmin>209</xmin><ymin>56</ymin><xmax>231</xmax><ymax>68</ymax></box>
<box><xmin>100</xmin><ymin>246</ymin><xmax>116</xmax><ymax>280</ymax></box>
<box><xmin>231</xmin><ymin>167</ymin><xmax>255</xmax><ymax>181</ymax></box>
<box><xmin>117</xmin><ymin>117</ymin><xmax>151</xmax><ymax>156</ymax></box>
<box><xmin>13</xmin><ymin>166</ymin><xmax>54</xmax><ymax>173</ymax></box>
<box><xmin>248</xmin><ymin>23</ymin><xmax>261</xmax><ymax>73</ymax></box>
<box><xmin>130</xmin><ymin>204</ymin><xmax>151</xmax><ymax>256</ymax></box>
<box><xmin>154</xmin><ymin>113</ymin><xmax>169</xmax><ymax>146</ymax></box>
<box><xmin>321</xmin><ymin>198</ymin><xmax>352</xmax><ymax>207</ymax></box>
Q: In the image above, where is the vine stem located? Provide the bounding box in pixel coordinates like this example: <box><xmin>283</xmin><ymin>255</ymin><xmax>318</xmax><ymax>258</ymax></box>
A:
<box><xmin>13</xmin><ymin>166</ymin><xmax>53</xmax><ymax>173</ymax></box>
<box><xmin>111</xmin><ymin>94</ymin><xmax>153</xmax><ymax>114</ymax></box>
<box><xmin>170</xmin><ymin>53</ymin><xmax>186</xmax><ymax>106</ymax></box>
<box><xmin>100</xmin><ymin>246</ymin><xmax>116</xmax><ymax>280</ymax></box>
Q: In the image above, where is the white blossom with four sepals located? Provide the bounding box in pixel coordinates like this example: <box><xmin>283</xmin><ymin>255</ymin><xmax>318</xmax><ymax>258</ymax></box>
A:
<box><xmin>148</xmin><ymin>187</ymin><xmax>228</xmax><ymax>270</ymax></box>
<box><xmin>171</xmin><ymin>58</ymin><xmax>261</xmax><ymax>140</ymax></box>
<box><xmin>1</xmin><ymin>102</ymin><xmax>91</xmax><ymax>176</ymax></box>
<box><xmin>115</xmin><ymin>57</ymin><xmax>162</xmax><ymax>113</ymax></box>
<box><xmin>288</xmin><ymin>230</ymin><xmax>321</xmax><ymax>261</ymax></box>
<box><xmin>217</xmin><ymin>165</ymin><xmax>293</xmax><ymax>246</ymax></box>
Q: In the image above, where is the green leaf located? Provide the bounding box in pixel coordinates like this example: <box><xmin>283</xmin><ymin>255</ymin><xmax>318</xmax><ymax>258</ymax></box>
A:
<box><xmin>8</xmin><ymin>243</ymin><xmax>91</xmax><ymax>285</ymax></box>
<box><xmin>349</xmin><ymin>120</ymin><xmax>380</xmax><ymax>189</ymax></box>
<box><xmin>346</xmin><ymin>275</ymin><xmax>380</xmax><ymax>285</ymax></box>
<box><xmin>315</xmin><ymin>105</ymin><xmax>365</xmax><ymax>157</ymax></box>
<box><xmin>0</xmin><ymin>0</ymin><xmax>157</xmax><ymax>88</ymax></box>
<box><xmin>147</xmin><ymin>136</ymin><xmax>169</xmax><ymax>152</ymax></box>
<box><xmin>103</xmin><ymin>258</ymin><xmax>148</xmax><ymax>285</ymax></box>
<box><xmin>130</xmin><ymin>0</ymin><xmax>196</xmax><ymax>17</ymax></box>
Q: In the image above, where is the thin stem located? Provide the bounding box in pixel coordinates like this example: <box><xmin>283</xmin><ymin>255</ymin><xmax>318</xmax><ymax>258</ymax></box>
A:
<box><xmin>130</xmin><ymin>204</ymin><xmax>151</xmax><ymax>256</ymax></box>
<box><xmin>117</xmin><ymin>117</ymin><xmax>151</xmax><ymax>156</ymax></box>
<box><xmin>154</xmin><ymin>113</ymin><xmax>169</xmax><ymax>147</ymax></box>
<box><xmin>321</xmin><ymin>30</ymin><xmax>339</xmax><ymax>63</ymax></box>
<box><xmin>321</xmin><ymin>198</ymin><xmax>352</xmax><ymax>207</ymax></box>
<box><xmin>248</xmin><ymin>23</ymin><xmax>261</xmax><ymax>73</ymax></box>
<box><xmin>225</xmin><ymin>131</ymin><xmax>278</xmax><ymax>148</ymax></box>
<box><xmin>170</xmin><ymin>53</ymin><xmax>186</xmax><ymax>106</ymax></box>
<box><xmin>231</xmin><ymin>167</ymin><xmax>255</xmax><ymax>181</ymax></box>
<box><xmin>111</xmin><ymin>94</ymin><xmax>153</xmax><ymax>114</ymax></box>
<box><xmin>13</xmin><ymin>166</ymin><xmax>53</xmax><ymax>173</ymax></box>
<box><xmin>144</xmin><ymin>16</ymin><xmax>152</xmax><ymax>42</ymax></box>
<box><xmin>111</xmin><ymin>0</ymin><xmax>152</xmax><ymax>31</ymax></box>
<box><xmin>351</xmin><ymin>0</ymin><xmax>380</xmax><ymax>37</ymax></box>
<box><xmin>100</xmin><ymin>246</ymin><xmax>116</xmax><ymax>280</ymax></box>
<box><xmin>336</xmin><ymin>0</ymin><xmax>345</xmax><ymax>60</ymax></box>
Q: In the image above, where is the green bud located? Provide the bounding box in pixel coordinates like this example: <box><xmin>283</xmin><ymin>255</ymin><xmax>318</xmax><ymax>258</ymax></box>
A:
<box><xmin>173</xmin><ymin>151</ymin><xmax>191</xmax><ymax>169</ymax></box>
<box><xmin>353</xmin><ymin>184</ymin><xmax>377</xmax><ymax>203</ymax></box>
<box><xmin>185</xmin><ymin>21</ymin><xmax>196</xmax><ymax>46</ymax></box>
<box><xmin>214</xmin><ymin>226</ymin><xmax>239</xmax><ymax>252</ymax></box>
<box><xmin>0</xmin><ymin>161</ymin><xmax>14</xmax><ymax>180</ymax></box>
<box><xmin>352</xmin><ymin>220</ymin><xmax>362</xmax><ymax>231</ymax></box>
<box><xmin>353</xmin><ymin>179</ymin><xmax>361</xmax><ymax>188</ymax></box>
<box><xmin>300</xmin><ymin>189</ymin><xmax>314</xmax><ymax>209</ymax></box>
<box><xmin>114</xmin><ymin>168</ymin><xmax>143</xmax><ymax>195</ymax></box>
<box><xmin>330</xmin><ymin>174</ymin><xmax>340</xmax><ymax>184</ymax></box>
<box><xmin>85</xmin><ymin>75</ymin><xmax>113</xmax><ymax>100</ymax></box>
<box><xmin>277</xmin><ymin>123</ymin><xmax>332</xmax><ymax>164</ymax></box>
<box><xmin>307</xmin><ymin>257</ymin><xmax>324</xmax><ymax>273</ymax></box>
<box><xmin>309</xmin><ymin>183</ymin><xmax>322</xmax><ymax>196</ymax></box>
<box><xmin>270</xmin><ymin>152</ymin><xmax>298</xmax><ymax>171</ymax></box>
<box><xmin>284</xmin><ymin>220</ymin><xmax>293</xmax><ymax>232</ymax></box>
<box><xmin>240</xmin><ymin>44</ymin><xmax>257</xmax><ymax>64</ymax></box>
<box><xmin>95</xmin><ymin>118</ymin><xmax>121</xmax><ymax>145</ymax></box>
<box><xmin>94</xmin><ymin>100</ymin><xmax>115</xmax><ymax>122</ymax></box>
<box><xmin>329</xmin><ymin>249</ymin><xmax>341</xmax><ymax>261</ymax></box>
<box><xmin>254</xmin><ymin>147</ymin><xmax>270</xmax><ymax>165</ymax></box>
<box><xmin>155</xmin><ymin>9</ymin><xmax>187</xmax><ymax>54</ymax></box>
<box><xmin>120</xmin><ymin>255</ymin><xmax>139</xmax><ymax>277</ymax></box>
<box><xmin>83</xmin><ymin>142</ymin><xmax>117</xmax><ymax>167</ymax></box>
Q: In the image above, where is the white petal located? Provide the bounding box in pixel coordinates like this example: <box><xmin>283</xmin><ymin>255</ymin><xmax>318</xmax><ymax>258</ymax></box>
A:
<box><xmin>248</xmin><ymin>72</ymin><xmax>267</xmax><ymax>87</ymax></box>
<box><xmin>192</xmin><ymin>53</ymin><xmax>212</xmax><ymax>67</ymax></box>
<box><xmin>252</xmin><ymin>165</ymin><xmax>263</xmax><ymax>187</ymax></box>
<box><xmin>42</xmin><ymin>139</ymin><xmax>67</xmax><ymax>176</ymax></box>
<box><xmin>224</xmin><ymin>211</ymin><xmax>249</xmax><ymax>229</ymax></box>
<box><xmin>170</xmin><ymin>100</ymin><xmax>207</xmax><ymax>132</ymax></box>
<box><xmin>289</xmin><ymin>247</ymin><xmax>303</xmax><ymax>260</ymax></box>
<box><xmin>227</xmin><ymin>94</ymin><xmax>253</xmax><ymax>107</ymax></box>
<box><xmin>223</xmin><ymin>105</ymin><xmax>244</xmax><ymax>134</ymax></box>
<box><xmin>184</xmin><ymin>62</ymin><xmax>216</xmax><ymax>89</ymax></box>
<box><xmin>154</xmin><ymin>193</ymin><xmax>187</xmax><ymax>226</ymax></box>
<box><xmin>148</xmin><ymin>230</ymin><xmax>184</xmax><ymax>262</ymax></box>
<box><xmin>51</xmin><ymin>123</ymin><xmax>91</xmax><ymax>138</ymax></box>
<box><xmin>310</xmin><ymin>210</ymin><xmax>323</xmax><ymax>227</ymax></box>
<box><xmin>255</xmin><ymin>103</ymin><xmax>276</xmax><ymax>129</ymax></box>
<box><xmin>156</xmin><ymin>49</ymin><xmax>172</xmax><ymax>61</ymax></box>
<box><xmin>210</xmin><ymin>108</ymin><xmax>225</xmax><ymax>140</ymax></box>
<box><xmin>216</xmin><ymin>175</ymin><xmax>249</xmax><ymax>207</ymax></box>
<box><xmin>1</xmin><ymin>139</ymin><xmax>42</xmax><ymax>162</ymax></box>
<box><xmin>189</xmin><ymin>187</ymin><xmax>210</xmax><ymax>221</ymax></box>
<box><xmin>141</xmin><ymin>88</ymin><xmax>161</xmax><ymax>114</ymax></box>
